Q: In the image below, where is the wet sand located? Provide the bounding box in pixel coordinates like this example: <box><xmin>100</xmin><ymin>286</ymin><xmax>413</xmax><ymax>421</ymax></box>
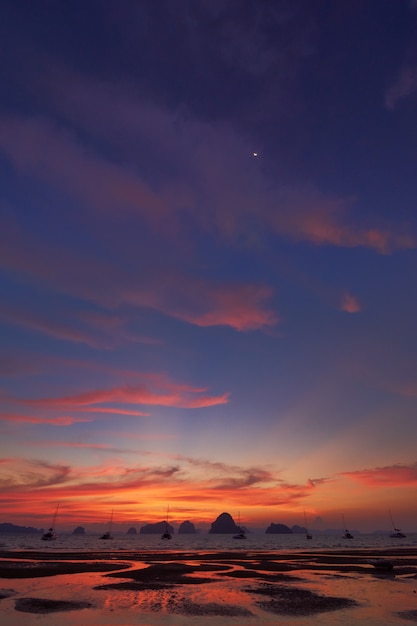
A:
<box><xmin>1</xmin><ymin>547</ymin><xmax>417</xmax><ymax>625</ymax></box>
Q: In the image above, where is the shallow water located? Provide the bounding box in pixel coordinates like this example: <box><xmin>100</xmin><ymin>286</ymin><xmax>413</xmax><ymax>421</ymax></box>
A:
<box><xmin>1</xmin><ymin>531</ymin><xmax>417</xmax><ymax>553</ymax></box>
<box><xmin>1</xmin><ymin>549</ymin><xmax>417</xmax><ymax>626</ymax></box>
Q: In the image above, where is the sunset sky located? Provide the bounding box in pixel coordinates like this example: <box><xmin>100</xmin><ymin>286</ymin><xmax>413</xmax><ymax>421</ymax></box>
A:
<box><xmin>1</xmin><ymin>0</ymin><xmax>417</xmax><ymax>534</ymax></box>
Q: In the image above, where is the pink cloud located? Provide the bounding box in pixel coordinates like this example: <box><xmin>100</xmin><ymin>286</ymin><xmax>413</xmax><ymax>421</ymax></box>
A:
<box><xmin>45</xmin><ymin>72</ymin><xmax>415</xmax><ymax>254</ymax></box>
<box><xmin>269</xmin><ymin>196</ymin><xmax>415</xmax><ymax>254</ymax></box>
<box><xmin>1</xmin><ymin>93</ymin><xmax>414</xmax><ymax>261</ymax></box>
<box><xmin>0</xmin><ymin>304</ymin><xmax>106</xmax><ymax>348</ymax></box>
<box><xmin>27</xmin><ymin>441</ymin><xmax>137</xmax><ymax>454</ymax></box>
<box><xmin>340</xmin><ymin>291</ymin><xmax>361</xmax><ymax>313</ymax></box>
<box><xmin>175</xmin><ymin>284</ymin><xmax>279</xmax><ymax>331</ymax></box>
<box><xmin>0</xmin><ymin>412</ymin><xmax>91</xmax><ymax>425</ymax></box>
<box><xmin>341</xmin><ymin>463</ymin><xmax>417</xmax><ymax>487</ymax></box>
<box><xmin>80</xmin><ymin>407</ymin><xmax>150</xmax><ymax>416</ymax></box>
<box><xmin>0</xmin><ymin>217</ymin><xmax>277</xmax><ymax>333</ymax></box>
<box><xmin>17</xmin><ymin>382</ymin><xmax>229</xmax><ymax>410</ymax></box>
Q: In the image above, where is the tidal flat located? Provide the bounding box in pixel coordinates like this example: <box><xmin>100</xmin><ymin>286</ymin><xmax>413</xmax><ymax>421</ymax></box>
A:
<box><xmin>1</xmin><ymin>548</ymin><xmax>417</xmax><ymax>625</ymax></box>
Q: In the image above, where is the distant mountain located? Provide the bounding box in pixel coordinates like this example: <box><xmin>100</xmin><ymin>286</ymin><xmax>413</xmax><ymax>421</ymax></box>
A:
<box><xmin>265</xmin><ymin>523</ymin><xmax>293</xmax><ymax>534</ymax></box>
<box><xmin>72</xmin><ymin>526</ymin><xmax>85</xmax><ymax>535</ymax></box>
<box><xmin>291</xmin><ymin>525</ymin><xmax>308</xmax><ymax>534</ymax></box>
<box><xmin>0</xmin><ymin>522</ymin><xmax>40</xmax><ymax>534</ymax></box>
<box><xmin>127</xmin><ymin>527</ymin><xmax>137</xmax><ymax>534</ymax></box>
<box><xmin>140</xmin><ymin>521</ymin><xmax>174</xmax><ymax>534</ymax></box>
<box><xmin>209</xmin><ymin>512</ymin><xmax>240</xmax><ymax>534</ymax></box>
<box><xmin>178</xmin><ymin>520</ymin><xmax>196</xmax><ymax>534</ymax></box>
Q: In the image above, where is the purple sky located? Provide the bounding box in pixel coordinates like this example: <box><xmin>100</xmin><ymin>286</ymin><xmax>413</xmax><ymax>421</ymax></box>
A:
<box><xmin>1</xmin><ymin>0</ymin><xmax>417</xmax><ymax>533</ymax></box>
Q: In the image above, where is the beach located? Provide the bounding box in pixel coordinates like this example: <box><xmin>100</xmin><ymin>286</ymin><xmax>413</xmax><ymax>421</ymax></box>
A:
<box><xmin>1</xmin><ymin>547</ymin><xmax>417</xmax><ymax>625</ymax></box>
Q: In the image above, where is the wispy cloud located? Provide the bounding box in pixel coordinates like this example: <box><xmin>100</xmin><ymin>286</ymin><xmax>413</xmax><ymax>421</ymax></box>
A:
<box><xmin>0</xmin><ymin>412</ymin><xmax>91</xmax><ymax>425</ymax></box>
<box><xmin>0</xmin><ymin>214</ymin><xmax>278</xmax><ymax>333</ymax></box>
<box><xmin>16</xmin><ymin>381</ymin><xmax>229</xmax><ymax>410</ymax></box>
<box><xmin>0</xmin><ymin>459</ymin><xmax>71</xmax><ymax>491</ymax></box>
<box><xmin>0</xmin><ymin>114</ymin><xmax>168</xmax><ymax>223</ymax></box>
<box><xmin>1</xmin><ymin>97</ymin><xmax>414</xmax><ymax>264</ymax></box>
<box><xmin>0</xmin><ymin>455</ymin><xmax>311</xmax><ymax>510</ymax></box>
<box><xmin>340</xmin><ymin>291</ymin><xmax>361</xmax><ymax>313</ymax></box>
<box><xmin>385</xmin><ymin>65</ymin><xmax>417</xmax><ymax>110</ymax></box>
<box><xmin>341</xmin><ymin>463</ymin><xmax>417</xmax><ymax>487</ymax></box>
<box><xmin>174</xmin><ymin>283</ymin><xmax>279</xmax><ymax>330</ymax></box>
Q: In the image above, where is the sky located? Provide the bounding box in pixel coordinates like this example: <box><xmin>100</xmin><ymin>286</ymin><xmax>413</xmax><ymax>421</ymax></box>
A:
<box><xmin>1</xmin><ymin>0</ymin><xmax>417</xmax><ymax>534</ymax></box>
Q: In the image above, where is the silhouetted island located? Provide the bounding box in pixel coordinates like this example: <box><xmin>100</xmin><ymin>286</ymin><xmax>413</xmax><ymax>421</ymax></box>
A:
<box><xmin>291</xmin><ymin>525</ymin><xmax>309</xmax><ymax>534</ymax></box>
<box><xmin>127</xmin><ymin>527</ymin><xmax>137</xmax><ymax>535</ymax></box>
<box><xmin>178</xmin><ymin>520</ymin><xmax>196</xmax><ymax>534</ymax></box>
<box><xmin>140</xmin><ymin>521</ymin><xmax>174</xmax><ymax>534</ymax></box>
<box><xmin>72</xmin><ymin>526</ymin><xmax>85</xmax><ymax>535</ymax></box>
<box><xmin>0</xmin><ymin>523</ymin><xmax>40</xmax><ymax>534</ymax></box>
<box><xmin>209</xmin><ymin>512</ymin><xmax>240</xmax><ymax>534</ymax></box>
<box><xmin>265</xmin><ymin>522</ymin><xmax>293</xmax><ymax>534</ymax></box>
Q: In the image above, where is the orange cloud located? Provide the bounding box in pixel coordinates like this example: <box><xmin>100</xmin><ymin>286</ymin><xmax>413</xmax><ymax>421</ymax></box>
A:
<box><xmin>0</xmin><ymin>444</ymin><xmax>311</xmax><ymax>515</ymax></box>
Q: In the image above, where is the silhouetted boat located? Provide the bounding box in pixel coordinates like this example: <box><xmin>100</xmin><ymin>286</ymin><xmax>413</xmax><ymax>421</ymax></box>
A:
<box><xmin>341</xmin><ymin>514</ymin><xmax>353</xmax><ymax>539</ymax></box>
<box><xmin>233</xmin><ymin>512</ymin><xmax>246</xmax><ymax>539</ymax></box>
<box><xmin>41</xmin><ymin>504</ymin><xmax>59</xmax><ymax>541</ymax></box>
<box><xmin>161</xmin><ymin>506</ymin><xmax>172</xmax><ymax>540</ymax></box>
<box><xmin>100</xmin><ymin>509</ymin><xmax>114</xmax><ymax>540</ymax></box>
<box><xmin>304</xmin><ymin>510</ymin><xmax>312</xmax><ymax>540</ymax></box>
<box><xmin>389</xmin><ymin>510</ymin><xmax>406</xmax><ymax>538</ymax></box>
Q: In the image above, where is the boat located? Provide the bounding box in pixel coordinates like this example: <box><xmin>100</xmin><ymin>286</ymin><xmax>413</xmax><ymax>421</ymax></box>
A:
<box><xmin>233</xmin><ymin>529</ymin><xmax>247</xmax><ymax>539</ymax></box>
<box><xmin>41</xmin><ymin>504</ymin><xmax>59</xmax><ymax>541</ymax></box>
<box><xmin>341</xmin><ymin>514</ymin><xmax>353</xmax><ymax>539</ymax></box>
<box><xmin>161</xmin><ymin>506</ymin><xmax>172</xmax><ymax>540</ymax></box>
<box><xmin>100</xmin><ymin>509</ymin><xmax>114</xmax><ymax>540</ymax></box>
<box><xmin>389</xmin><ymin>510</ymin><xmax>406</xmax><ymax>538</ymax></box>
<box><xmin>304</xmin><ymin>510</ymin><xmax>312</xmax><ymax>540</ymax></box>
<box><xmin>233</xmin><ymin>512</ymin><xmax>246</xmax><ymax>539</ymax></box>
<box><xmin>41</xmin><ymin>528</ymin><xmax>57</xmax><ymax>541</ymax></box>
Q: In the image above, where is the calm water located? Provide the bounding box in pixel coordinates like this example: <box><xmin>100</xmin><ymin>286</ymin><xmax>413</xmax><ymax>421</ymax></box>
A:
<box><xmin>1</xmin><ymin>531</ymin><xmax>416</xmax><ymax>553</ymax></box>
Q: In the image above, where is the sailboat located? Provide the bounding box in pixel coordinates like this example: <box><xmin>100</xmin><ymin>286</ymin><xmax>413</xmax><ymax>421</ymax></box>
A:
<box><xmin>161</xmin><ymin>506</ymin><xmax>172</xmax><ymax>540</ymax></box>
<box><xmin>233</xmin><ymin>512</ymin><xmax>246</xmax><ymax>539</ymax></box>
<box><xmin>341</xmin><ymin>514</ymin><xmax>353</xmax><ymax>539</ymax></box>
<box><xmin>389</xmin><ymin>510</ymin><xmax>406</xmax><ymax>538</ymax></box>
<box><xmin>304</xmin><ymin>511</ymin><xmax>312</xmax><ymax>540</ymax></box>
<box><xmin>100</xmin><ymin>509</ymin><xmax>114</xmax><ymax>540</ymax></box>
<box><xmin>41</xmin><ymin>504</ymin><xmax>59</xmax><ymax>541</ymax></box>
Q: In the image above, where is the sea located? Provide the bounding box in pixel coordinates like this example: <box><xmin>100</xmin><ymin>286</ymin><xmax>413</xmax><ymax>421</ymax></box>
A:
<box><xmin>1</xmin><ymin>531</ymin><xmax>417</xmax><ymax>553</ymax></box>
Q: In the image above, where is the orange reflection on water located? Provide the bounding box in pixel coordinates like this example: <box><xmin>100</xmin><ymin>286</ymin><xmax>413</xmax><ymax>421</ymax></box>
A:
<box><xmin>1</xmin><ymin>557</ymin><xmax>417</xmax><ymax>626</ymax></box>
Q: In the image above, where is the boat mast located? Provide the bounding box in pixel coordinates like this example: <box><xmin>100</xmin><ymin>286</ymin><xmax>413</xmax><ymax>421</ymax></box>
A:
<box><xmin>51</xmin><ymin>504</ymin><xmax>59</xmax><ymax>529</ymax></box>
